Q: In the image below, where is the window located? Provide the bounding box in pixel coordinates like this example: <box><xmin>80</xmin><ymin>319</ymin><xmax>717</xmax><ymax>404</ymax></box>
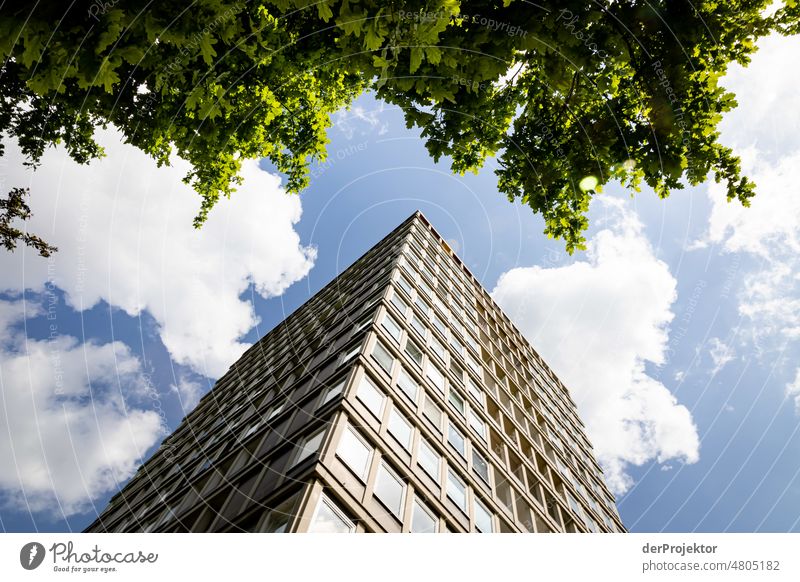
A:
<box><xmin>426</xmin><ymin>363</ymin><xmax>445</xmax><ymax>392</ymax></box>
<box><xmin>466</xmin><ymin>354</ymin><xmax>481</xmax><ymax>375</ymax></box>
<box><xmin>432</xmin><ymin>314</ymin><xmax>446</xmax><ymax>336</ymax></box>
<box><xmin>267</xmin><ymin>402</ymin><xmax>284</xmax><ymax>420</ymax></box>
<box><xmin>319</xmin><ymin>377</ymin><xmax>346</xmax><ymax>407</ymax></box>
<box><xmin>448</xmin><ymin>424</ymin><xmax>466</xmax><ymax>458</ymax></box>
<box><xmin>357</xmin><ymin>375</ymin><xmax>385</xmax><ymax>419</ymax></box>
<box><xmin>405</xmin><ymin>340</ymin><xmax>424</xmax><ymax>367</ymax></box>
<box><xmin>472</xmin><ymin>449</ymin><xmax>490</xmax><ymax>484</ymax></box>
<box><xmin>396</xmin><ymin>274</ymin><xmax>413</xmax><ymax>297</ymax></box>
<box><xmin>448</xmin><ymin>388</ymin><xmax>466</xmax><ymax>416</ymax></box>
<box><xmin>372</xmin><ymin>341</ymin><xmax>395</xmax><ymax>375</ymax></box>
<box><xmin>468</xmin><ymin>410</ymin><xmax>487</xmax><ymax>440</ymax></box>
<box><xmin>390</xmin><ymin>291</ymin><xmax>408</xmax><ymax>316</ymax></box>
<box><xmin>388</xmin><ymin>406</ymin><xmax>414</xmax><ymax>450</ymax></box>
<box><xmin>411</xmin><ymin>498</ymin><xmax>438</xmax><ymax>533</ymax></box>
<box><xmin>421</xmin><ymin>263</ymin><xmax>435</xmax><ymax>283</ymax></box>
<box><xmin>446</xmin><ymin>469</ymin><xmax>467</xmax><ymax>512</ymax></box>
<box><xmin>474</xmin><ymin>498</ymin><xmax>494</xmax><ymax>533</ymax></box>
<box><xmin>450</xmin><ymin>361</ymin><xmax>465</xmax><ymax>386</ymax></box>
<box><xmin>242</xmin><ymin>421</ymin><xmax>261</xmax><ymax>438</ymax></box>
<box><xmin>374</xmin><ymin>462</ymin><xmax>406</xmax><ymax>518</ymax></box>
<box><xmin>353</xmin><ymin>317</ymin><xmax>372</xmax><ymax>334</ymax></box>
<box><xmin>465</xmin><ymin>333</ymin><xmax>480</xmax><ymax>354</ymax></box>
<box><xmin>430</xmin><ymin>336</ymin><xmax>447</xmax><ymax>361</ymax></box>
<box><xmin>341</xmin><ymin>345</ymin><xmax>361</xmax><ymax>366</ymax></box>
<box><xmin>290</xmin><ymin>428</ymin><xmax>325</xmax><ymax>468</ymax></box>
<box><xmin>337</xmin><ymin>425</ymin><xmax>373</xmax><ymax>480</ymax></box>
<box><xmin>396</xmin><ymin>368</ymin><xmax>419</xmax><ymax>403</ymax></box>
<box><xmin>309</xmin><ymin>494</ymin><xmax>355</xmax><ymax>533</ymax></box>
<box><xmin>417</xmin><ymin>438</ymin><xmax>441</xmax><ymax>481</ymax></box>
<box><xmin>419</xmin><ymin>279</ymin><xmax>433</xmax><ymax>298</ymax></box>
<box><xmin>422</xmin><ymin>393</ymin><xmax>443</xmax><ymax>431</ymax></box>
<box><xmin>415</xmin><ymin>296</ymin><xmax>430</xmax><ymax>317</ymax></box>
<box><xmin>261</xmin><ymin>494</ymin><xmax>299</xmax><ymax>533</ymax></box>
<box><xmin>466</xmin><ymin>378</ymin><xmax>485</xmax><ymax>405</ymax></box>
<box><xmin>381</xmin><ymin>313</ymin><xmax>403</xmax><ymax>343</ymax></box>
<box><xmin>410</xmin><ymin>315</ymin><xmax>427</xmax><ymax>338</ymax></box>
<box><xmin>567</xmin><ymin>493</ymin><xmax>584</xmax><ymax>521</ymax></box>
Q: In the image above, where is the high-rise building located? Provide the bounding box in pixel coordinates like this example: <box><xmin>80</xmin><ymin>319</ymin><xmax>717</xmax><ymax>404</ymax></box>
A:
<box><xmin>85</xmin><ymin>211</ymin><xmax>625</xmax><ymax>534</ymax></box>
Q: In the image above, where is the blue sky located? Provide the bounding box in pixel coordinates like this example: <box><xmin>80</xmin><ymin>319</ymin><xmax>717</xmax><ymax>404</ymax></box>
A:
<box><xmin>1</xmin><ymin>33</ymin><xmax>800</xmax><ymax>533</ymax></box>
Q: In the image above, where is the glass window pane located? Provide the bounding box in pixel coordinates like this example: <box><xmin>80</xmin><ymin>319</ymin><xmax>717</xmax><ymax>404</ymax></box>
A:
<box><xmin>448</xmin><ymin>388</ymin><xmax>465</xmax><ymax>415</ymax></box>
<box><xmin>472</xmin><ymin>449</ymin><xmax>490</xmax><ymax>483</ymax></box>
<box><xmin>372</xmin><ymin>341</ymin><xmax>395</xmax><ymax>375</ymax></box>
<box><xmin>446</xmin><ymin>469</ymin><xmax>467</xmax><ymax>511</ymax></box>
<box><xmin>357</xmin><ymin>375</ymin><xmax>385</xmax><ymax>418</ymax></box>
<box><xmin>320</xmin><ymin>378</ymin><xmax>346</xmax><ymax>407</ymax></box>
<box><xmin>466</xmin><ymin>355</ymin><xmax>481</xmax><ymax>375</ymax></box>
<box><xmin>448</xmin><ymin>424</ymin><xmax>466</xmax><ymax>457</ymax></box>
<box><xmin>469</xmin><ymin>410</ymin><xmax>487</xmax><ymax>440</ymax></box>
<box><xmin>396</xmin><ymin>275</ymin><xmax>413</xmax><ymax>297</ymax></box>
<box><xmin>418</xmin><ymin>439</ymin><xmax>441</xmax><ymax>481</ymax></box>
<box><xmin>474</xmin><ymin>498</ymin><xmax>494</xmax><ymax>533</ymax></box>
<box><xmin>337</xmin><ymin>425</ymin><xmax>372</xmax><ymax>480</ymax></box>
<box><xmin>309</xmin><ymin>495</ymin><xmax>355</xmax><ymax>533</ymax></box>
<box><xmin>374</xmin><ymin>462</ymin><xmax>405</xmax><ymax>518</ymax></box>
<box><xmin>419</xmin><ymin>280</ymin><xmax>433</xmax><ymax>298</ymax></box>
<box><xmin>422</xmin><ymin>394</ymin><xmax>442</xmax><ymax>431</ymax></box>
<box><xmin>405</xmin><ymin>340</ymin><xmax>423</xmax><ymax>367</ymax></box>
<box><xmin>390</xmin><ymin>291</ymin><xmax>408</xmax><ymax>316</ymax></box>
<box><xmin>291</xmin><ymin>428</ymin><xmax>325</xmax><ymax>467</ymax></box>
<box><xmin>432</xmin><ymin>314</ymin><xmax>446</xmax><ymax>336</ymax></box>
<box><xmin>411</xmin><ymin>499</ymin><xmax>438</xmax><ymax>533</ymax></box>
<box><xmin>396</xmin><ymin>368</ymin><xmax>420</xmax><ymax>403</ymax></box>
<box><xmin>467</xmin><ymin>378</ymin><xmax>485</xmax><ymax>405</ymax></box>
<box><xmin>410</xmin><ymin>315</ymin><xmax>427</xmax><ymax>338</ymax></box>
<box><xmin>388</xmin><ymin>406</ymin><xmax>414</xmax><ymax>450</ymax></box>
<box><xmin>381</xmin><ymin>313</ymin><xmax>403</xmax><ymax>343</ymax></box>
<box><xmin>415</xmin><ymin>296</ymin><xmax>430</xmax><ymax>317</ymax></box>
<box><xmin>430</xmin><ymin>336</ymin><xmax>447</xmax><ymax>361</ymax></box>
<box><xmin>262</xmin><ymin>494</ymin><xmax>299</xmax><ymax>533</ymax></box>
<box><xmin>426</xmin><ymin>363</ymin><xmax>445</xmax><ymax>392</ymax></box>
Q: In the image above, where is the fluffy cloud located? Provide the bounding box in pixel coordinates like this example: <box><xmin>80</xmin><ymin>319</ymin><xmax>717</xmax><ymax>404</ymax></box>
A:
<box><xmin>0</xmin><ymin>129</ymin><xmax>315</xmax><ymax>378</ymax></box>
<box><xmin>708</xmin><ymin>338</ymin><xmax>735</xmax><ymax>375</ymax></box>
<box><xmin>0</xmin><ymin>299</ymin><xmax>163</xmax><ymax>516</ymax></box>
<box><xmin>170</xmin><ymin>375</ymin><xmax>207</xmax><ymax>412</ymax></box>
<box><xmin>698</xmin><ymin>35</ymin><xmax>800</xmax><ymax>371</ymax></box>
<box><xmin>333</xmin><ymin>103</ymin><xmax>389</xmax><ymax>139</ymax></box>
<box><xmin>492</xmin><ymin>198</ymin><xmax>699</xmax><ymax>493</ymax></box>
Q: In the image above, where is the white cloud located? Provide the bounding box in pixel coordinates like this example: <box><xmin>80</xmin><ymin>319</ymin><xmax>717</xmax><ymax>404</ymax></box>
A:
<box><xmin>492</xmin><ymin>197</ymin><xmax>699</xmax><ymax>493</ymax></box>
<box><xmin>334</xmin><ymin>103</ymin><xmax>389</xmax><ymax>139</ymax></box>
<box><xmin>170</xmin><ymin>375</ymin><xmax>206</xmax><ymax>412</ymax></box>
<box><xmin>0</xmin><ymin>298</ymin><xmax>163</xmax><ymax>516</ymax></box>
<box><xmin>704</xmin><ymin>151</ymin><xmax>800</xmax><ymax>258</ymax></box>
<box><xmin>697</xmin><ymin>34</ymin><xmax>800</xmax><ymax>374</ymax></box>
<box><xmin>0</xmin><ymin>128</ymin><xmax>315</xmax><ymax>378</ymax></box>
<box><xmin>718</xmin><ymin>34</ymin><xmax>800</xmax><ymax>158</ymax></box>
<box><xmin>708</xmin><ymin>337</ymin><xmax>735</xmax><ymax>375</ymax></box>
<box><xmin>786</xmin><ymin>369</ymin><xmax>800</xmax><ymax>414</ymax></box>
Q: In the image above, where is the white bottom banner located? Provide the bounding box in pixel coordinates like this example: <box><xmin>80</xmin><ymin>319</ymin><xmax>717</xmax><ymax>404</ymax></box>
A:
<box><xmin>1</xmin><ymin>534</ymin><xmax>797</xmax><ymax>581</ymax></box>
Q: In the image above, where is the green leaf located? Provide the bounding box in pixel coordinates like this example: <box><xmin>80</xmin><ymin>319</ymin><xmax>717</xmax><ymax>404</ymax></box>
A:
<box><xmin>409</xmin><ymin>47</ymin><xmax>423</xmax><ymax>73</ymax></box>
<box><xmin>199</xmin><ymin>34</ymin><xmax>217</xmax><ymax>65</ymax></box>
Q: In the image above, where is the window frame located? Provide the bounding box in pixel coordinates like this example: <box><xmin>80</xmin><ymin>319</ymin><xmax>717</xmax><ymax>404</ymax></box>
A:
<box><xmin>336</xmin><ymin>424</ymin><xmax>373</xmax><ymax>481</ymax></box>
<box><xmin>373</xmin><ymin>461</ymin><xmax>407</xmax><ymax>519</ymax></box>
<box><xmin>387</xmin><ymin>405</ymin><xmax>414</xmax><ymax>451</ymax></box>
<box><xmin>417</xmin><ymin>437</ymin><xmax>442</xmax><ymax>482</ymax></box>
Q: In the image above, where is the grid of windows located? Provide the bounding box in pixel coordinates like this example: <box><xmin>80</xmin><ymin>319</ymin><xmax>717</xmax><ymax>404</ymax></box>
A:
<box><xmin>86</xmin><ymin>212</ymin><xmax>622</xmax><ymax>535</ymax></box>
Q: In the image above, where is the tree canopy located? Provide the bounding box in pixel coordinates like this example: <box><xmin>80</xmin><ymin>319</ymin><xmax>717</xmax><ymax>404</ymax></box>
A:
<box><xmin>2</xmin><ymin>0</ymin><xmax>798</xmax><ymax>254</ymax></box>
